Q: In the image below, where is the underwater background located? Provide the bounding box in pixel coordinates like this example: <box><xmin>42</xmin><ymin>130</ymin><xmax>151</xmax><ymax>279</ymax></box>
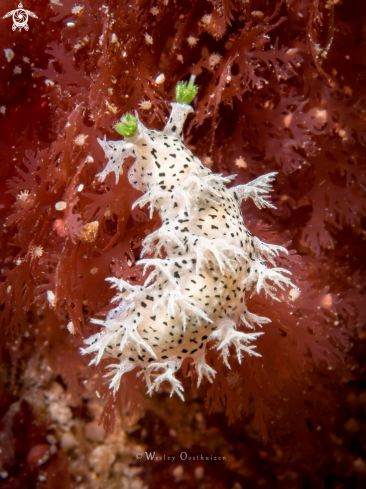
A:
<box><xmin>0</xmin><ymin>0</ymin><xmax>366</xmax><ymax>487</ymax></box>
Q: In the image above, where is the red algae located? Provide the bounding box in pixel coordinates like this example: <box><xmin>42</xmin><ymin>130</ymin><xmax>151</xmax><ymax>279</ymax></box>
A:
<box><xmin>0</xmin><ymin>0</ymin><xmax>365</xmax><ymax>488</ymax></box>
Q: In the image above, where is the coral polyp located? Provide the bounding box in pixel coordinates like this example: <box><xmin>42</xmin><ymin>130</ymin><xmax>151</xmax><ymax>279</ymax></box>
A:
<box><xmin>82</xmin><ymin>82</ymin><xmax>293</xmax><ymax>399</ymax></box>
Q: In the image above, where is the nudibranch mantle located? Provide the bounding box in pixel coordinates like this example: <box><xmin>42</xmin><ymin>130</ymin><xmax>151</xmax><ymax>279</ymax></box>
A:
<box><xmin>82</xmin><ymin>99</ymin><xmax>293</xmax><ymax>400</ymax></box>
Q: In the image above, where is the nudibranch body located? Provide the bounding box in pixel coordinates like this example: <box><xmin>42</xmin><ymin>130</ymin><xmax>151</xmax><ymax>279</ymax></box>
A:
<box><xmin>82</xmin><ymin>79</ymin><xmax>293</xmax><ymax>400</ymax></box>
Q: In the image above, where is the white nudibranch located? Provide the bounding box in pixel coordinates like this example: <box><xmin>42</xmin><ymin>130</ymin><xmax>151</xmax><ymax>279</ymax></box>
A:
<box><xmin>82</xmin><ymin>76</ymin><xmax>293</xmax><ymax>400</ymax></box>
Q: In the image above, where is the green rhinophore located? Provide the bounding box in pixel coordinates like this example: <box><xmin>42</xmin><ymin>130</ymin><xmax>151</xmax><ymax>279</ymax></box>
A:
<box><xmin>176</xmin><ymin>75</ymin><xmax>198</xmax><ymax>105</ymax></box>
<box><xmin>115</xmin><ymin>113</ymin><xmax>137</xmax><ymax>137</ymax></box>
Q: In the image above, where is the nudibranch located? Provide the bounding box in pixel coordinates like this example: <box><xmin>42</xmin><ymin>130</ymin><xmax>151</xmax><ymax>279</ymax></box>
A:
<box><xmin>82</xmin><ymin>76</ymin><xmax>293</xmax><ymax>400</ymax></box>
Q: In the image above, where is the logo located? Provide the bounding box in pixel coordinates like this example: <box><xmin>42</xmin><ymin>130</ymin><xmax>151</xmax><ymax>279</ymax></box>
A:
<box><xmin>3</xmin><ymin>2</ymin><xmax>38</xmax><ymax>31</ymax></box>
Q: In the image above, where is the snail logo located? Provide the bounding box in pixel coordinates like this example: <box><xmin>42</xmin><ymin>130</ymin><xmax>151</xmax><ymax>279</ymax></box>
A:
<box><xmin>3</xmin><ymin>2</ymin><xmax>38</xmax><ymax>31</ymax></box>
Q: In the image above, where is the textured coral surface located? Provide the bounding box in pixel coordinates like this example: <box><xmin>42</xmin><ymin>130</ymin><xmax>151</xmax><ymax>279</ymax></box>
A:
<box><xmin>0</xmin><ymin>0</ymin><xmax>366</xmax><ymax>488</ymax></box>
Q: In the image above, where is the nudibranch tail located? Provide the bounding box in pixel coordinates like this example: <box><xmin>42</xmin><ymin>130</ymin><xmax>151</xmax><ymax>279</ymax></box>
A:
<box><xmin>82</xmin><ymin>78</ymin><xmax>294</xmax><ymax>399</ymax></box>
